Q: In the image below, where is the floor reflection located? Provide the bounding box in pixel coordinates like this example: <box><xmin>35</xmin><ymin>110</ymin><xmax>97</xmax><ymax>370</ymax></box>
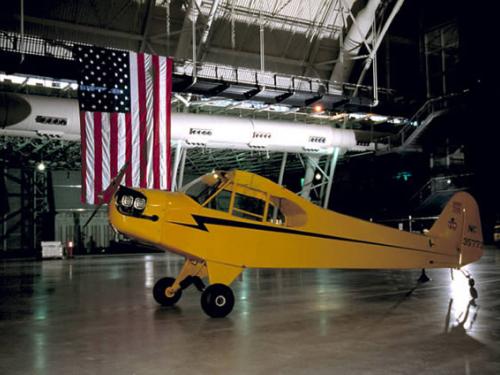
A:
<box><xmin>1</xmin><ymin>249</ymin><xmax>500</xmax><ymax>374</ymax></box>
<box><xmin>445</xmin><ymin>297</ymin><xmax>479</xmax><ymax>334</ymax></box>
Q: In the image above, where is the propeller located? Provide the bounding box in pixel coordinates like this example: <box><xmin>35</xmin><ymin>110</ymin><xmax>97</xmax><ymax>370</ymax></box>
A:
<box><xmin>83</xmin><ymin>161</ymin><xmax>129</xmax><ymax>228</ymax></box>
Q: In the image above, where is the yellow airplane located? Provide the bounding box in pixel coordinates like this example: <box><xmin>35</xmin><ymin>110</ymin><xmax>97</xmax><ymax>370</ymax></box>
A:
<box><xmin>108</xmin><ymin>170</ymin><xmax>483</xmax><ymax>318</ymax></box>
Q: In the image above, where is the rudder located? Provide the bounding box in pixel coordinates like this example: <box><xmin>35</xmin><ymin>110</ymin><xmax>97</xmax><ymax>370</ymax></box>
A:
<box><xmin>429</xmin><ymin>192</ymin><xmax>483</xmax><ymax>266</ymax></box>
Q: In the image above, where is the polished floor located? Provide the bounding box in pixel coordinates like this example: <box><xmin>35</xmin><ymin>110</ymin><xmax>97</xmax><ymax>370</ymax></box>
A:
<box><xmin>1</xmin><ymin>248</ymin><xmax>500</xmax><ymax>375</ymax></box>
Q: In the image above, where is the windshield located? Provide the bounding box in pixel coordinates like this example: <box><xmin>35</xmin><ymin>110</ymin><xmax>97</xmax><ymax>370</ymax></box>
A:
<box><xmin>181</xmin><ymin>172</ymin><xmax>225</xmax><ymax>205</ymax></box>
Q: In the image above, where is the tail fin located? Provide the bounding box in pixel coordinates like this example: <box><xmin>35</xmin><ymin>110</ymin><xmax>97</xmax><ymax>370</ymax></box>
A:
<box><xmin>429</xmin><ymin>192</ymin><xmax>483</xmax><ymax>266</ymax></box>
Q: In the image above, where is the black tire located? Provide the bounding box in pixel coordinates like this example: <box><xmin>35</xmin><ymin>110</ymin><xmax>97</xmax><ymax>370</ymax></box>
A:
<box><xmin>200</xmin><ymin>283</ymin><xmax>235</xmax><ymax>318</ymax></box>
<box><xmin>153</xmin><ymin>277</ymin><xmax>182</xmax><ymax>306</ymax></box>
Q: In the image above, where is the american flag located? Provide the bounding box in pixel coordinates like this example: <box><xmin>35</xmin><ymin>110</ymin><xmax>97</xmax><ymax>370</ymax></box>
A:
<box><xmin>74</xmin><ymin>45</ymin><xmax>173</xmax><ymax>204</ymax></box>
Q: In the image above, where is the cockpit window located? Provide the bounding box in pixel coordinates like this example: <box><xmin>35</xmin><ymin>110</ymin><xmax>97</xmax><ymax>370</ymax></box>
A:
<box><xmin>206</xmin><ymin>189</ymin><xmax>231</xmax><ymax>212</ymax></box>
<box><xmin>232</xmin><ymin>193</ymin><xmax>265</xmax><ymax>221</ymax></box>
<box><xmin>267</xmin><ymin>200</ymin><xmax>285</xmax><ymax>225</ymax></box>
<box><xmin>181</xmin><ymin>172</ymin><xmax>224</xmax><ymax>205</ymax></box>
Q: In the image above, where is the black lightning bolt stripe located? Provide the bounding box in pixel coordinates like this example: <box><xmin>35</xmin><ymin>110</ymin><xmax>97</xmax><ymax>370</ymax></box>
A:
<box><xmin>170</xmin><ymin>215</ymin><xmax>450</xmax><ymax>257</ymax></box>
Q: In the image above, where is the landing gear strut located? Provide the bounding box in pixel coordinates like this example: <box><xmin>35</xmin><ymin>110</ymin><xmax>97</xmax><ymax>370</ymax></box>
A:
<box><xmin>153</xmin><ymin>259</ymin><xmax>207</xmax><ymax>308</ymax></box>
<box><xmin>459</xmin><ymin>268</ymin><xmax>478</xmax><ymax>299</ymax></box>
<box><xmin>152</xmin><ymin>258</ymin><xmax>237</xmax><ymax>318</ymax></box>
<box><xmin>418</xmin><ymin>268</ymin><xmax>431</xmax><ymax>283</ymax></box>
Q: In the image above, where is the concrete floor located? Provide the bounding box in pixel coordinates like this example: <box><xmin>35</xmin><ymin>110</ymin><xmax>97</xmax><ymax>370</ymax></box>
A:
<box><xmin>1</xmin><ymin>248</ymin><xmax>500</xmax><ymax>375</ymax></box>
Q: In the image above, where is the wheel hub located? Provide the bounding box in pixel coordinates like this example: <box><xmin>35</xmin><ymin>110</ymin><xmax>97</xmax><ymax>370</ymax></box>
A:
<box><xmin>215</xmin><ymin>295</ymin><xmax>226</xmax><ymax>307</ymax></box>
<box><xmin>165</xmin><ymin>287</ymin><xmax>176</xmax><ymax>298</ymax></box>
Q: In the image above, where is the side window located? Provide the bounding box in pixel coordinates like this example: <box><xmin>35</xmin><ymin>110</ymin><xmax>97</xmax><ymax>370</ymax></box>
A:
<box><xmin>267</xmin><ymin>204</ymin><xmax>285</xmax><ymax>225</ymax></box>
<box><xmin>206</xmin><ymin>189</ymin><xmax>231</xmax><ymax>212</ymax></box>
<box><xmin>268</xmin><ymin>195</ymin><xmax>306</xmax><ymax>227</ymax></box>
<box><xmin>232</xmin><ymin>193</ymin><xmax>265</xmax><ymax>221</ymax></box>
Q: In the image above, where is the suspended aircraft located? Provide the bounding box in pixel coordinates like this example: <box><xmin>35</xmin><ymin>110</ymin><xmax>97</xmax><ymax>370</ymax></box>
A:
<box><xmin>108</xmin><ymin>169</ymin><xmax>483</xmax><ymax>318</ymax></box>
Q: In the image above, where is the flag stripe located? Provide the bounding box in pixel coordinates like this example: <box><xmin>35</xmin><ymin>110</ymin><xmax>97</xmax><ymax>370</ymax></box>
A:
<box><xmin>85</xmin><ymin>112</ymin><xmax>95</xmax><ymax>204</ymax></box>
<box><xmin>93</xmin><ymin>112</ymin><xmax>103</xmax><ymax>204</ymax></box>
<box><xmin>144</xmin><ymin>54</ymin><xmax>154</xmax><ymax>189</ymax></box>
<box><xmin>166</xmin><ymin>57</ymin><xmax>173</xmax><ymax>191</ymax></box>
<box><xmin>158</xmin><ymin>56</ymin><xmax>167</xmax><ymax>190</ymax></box>
<box><xmin>80</xmin><ymin>111</ymin><xmax>88</xmax><ymax>203</ymax></box>
<box><xmin>110</xmin><ymin>112</ymin><xmax>118</xmax><ymax>179</ymax></box>
<box><xmin>153</xmin><ymin>55</ymin><xmax>161</xmax><ymax>189</ymax></box>
<box><xmin>125</xmin><ymin>112</ymin><xmax>133</xmax><ymax>186</ymax></box>
<box><xmin>101</xmin><ymin>112</ymin><xmax>111</xmax><ymax>196</ymax></box>
<box><xmin>137</xmin><ymin>53</ymin><xmax>148</xmax><ymax>188</ymax></box>
<box><xmin>130</xmin><ymin>52</ymin><xmax>141</xmax><ymax>187</ymax></box>
<box><xmin>117</xmin><ymin>113</ymin><xmax>126</xmax><ymax>183</ymax></box>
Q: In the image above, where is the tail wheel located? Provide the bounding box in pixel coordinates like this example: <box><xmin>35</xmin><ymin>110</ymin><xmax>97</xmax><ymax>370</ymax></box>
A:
<box><xmin>153</xmin><ymin>277</ymin><xmax>182</xmax><ymax>306</ymax></box>
<box><xmin>201</xmin><ymin>284</ymin><xmax>234</xmax><ymax>318</ymax></box>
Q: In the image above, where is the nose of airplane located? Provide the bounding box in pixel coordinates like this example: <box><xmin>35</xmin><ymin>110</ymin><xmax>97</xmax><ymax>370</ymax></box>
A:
<box><xmin>114</xmin><ymin>185</ymin><xmax>152</xmax><ymax>219</ymax></box>
<box><xmin>108</xmin><ymin>186</ymin><xmax>163</xmax><ymax>246</ymax></box>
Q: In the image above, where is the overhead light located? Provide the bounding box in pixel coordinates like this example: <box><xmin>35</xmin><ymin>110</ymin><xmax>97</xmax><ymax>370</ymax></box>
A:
<box><xmin>0</xmin><ymin>73</ymin><xmax>78</xmax><ymax>90</ymax></box>
<box><xmin>368</xmin><ymin>114</ymin><xmax>388</xmax><ymax>123</ymax></box>
<box><xmin>329</xmin><ymin>113</ymin><xmax>348</xmax><ymax>121</ymax></box>
<box><xmin>315</xmin><ymin>172</ymin><xmax>322</xmax><ymax>180</ymax></box>
<box><xmin>36</xmin><ymin>161</ymin><xmax>46</xmax><ymax>172</ymax></box>
<box><xmin>388</xmin><ymin>117</ymin><xmax>404</xmax><ymax>125</ymax></box>
<box><xmin>348</xmin><ymin>113</ymin><xmax>367</xmax><ymax>120</ymax></box>
<box><xmin>268</xmin><ymin>105</ymin><xmax>291</xmax><ymax>112</ymax></box>
<box><xmin>313</xmin><ymin>104</ymin><xmax>324</xmax><ymax>113</ymax></box>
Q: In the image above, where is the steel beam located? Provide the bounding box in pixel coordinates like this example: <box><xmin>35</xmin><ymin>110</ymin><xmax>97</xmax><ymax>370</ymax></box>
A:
<box><xmin>206</xmin><ymin>47</ymin><xmax>332</xmax><ymax>71</ymax></box>
<box><xmin>198</xmin><ymin>0</ymin><xmax>221</xmax><ymax>60</ymax></box>
<box><xmin>17</xmin><ymin>15</ymin><xmax>145</xmax><ymax>41</ymax></box>
<box><xmin>171</xmin><ymin>141</ymin><xmax>184</xmax><ymax>191</ymax></box>
<box><xmin>139</xmin><ymin>0</ymin><xmax>156</xmax><ymax>52</ymax></box>
<box><xmin>323</xmin><ymin>147</ymin><xmax>340</xmax><ymax>208</ymax></box>
<box><xmin>175</xmin><ymin>0</ymin><xmax>203</xmax><ymax>59</ymax></box>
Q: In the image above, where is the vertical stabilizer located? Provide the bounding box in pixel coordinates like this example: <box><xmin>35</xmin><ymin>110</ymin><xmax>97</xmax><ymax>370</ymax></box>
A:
<box><xmin>429</xmin><ymin>192</ymin><xmax>483</xmax><ymax>266</ymax></box>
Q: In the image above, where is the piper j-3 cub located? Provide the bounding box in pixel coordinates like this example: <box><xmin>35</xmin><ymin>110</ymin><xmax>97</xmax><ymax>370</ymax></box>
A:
<box><xmin>108</xmin><ymin>170</ymin><xmax>483</xmax><ymax>318</ymax></box>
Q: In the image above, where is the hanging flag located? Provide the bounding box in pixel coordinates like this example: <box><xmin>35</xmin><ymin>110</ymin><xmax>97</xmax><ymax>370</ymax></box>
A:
<box><xmin>74</xmin><ymin>45</ymin><xmax>173</xmax><ymax>204</ymax></box>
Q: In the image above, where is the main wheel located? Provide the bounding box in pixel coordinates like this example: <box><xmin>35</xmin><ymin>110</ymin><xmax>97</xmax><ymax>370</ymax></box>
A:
<box><xmin>153</xmin><ymin>277</ymin><xmax>182</xmax><ymax>306</ymax></box>
<box><xmin>200</xmin><ymin>284</ymin><xmax>234</xmax><ymax>318</ymax></box>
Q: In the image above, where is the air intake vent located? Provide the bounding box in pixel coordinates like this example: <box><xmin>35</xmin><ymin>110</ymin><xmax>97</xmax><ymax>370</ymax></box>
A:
<box><xmin>356</xmin><ymin>140</ymin><xmax>370</xmax><ymax>146</ymax></box>
<box><xmin>189</xmin><ymin>128</ymin><xmax>212</xmax><ymax>136</ymax></box>
<box><xmin>308</xmin><ymin>136</ymin><xmax>326</xmax><ymax>143</ymax></box>
<box><xmin>186</xmin><ymin>141</ymin><xmax>207</xmax><ymax>147</ymax></box>
<box><xmin>253</xmin><ymin>131</ymin><xmax>271</xmax><ymax>139</ymax></box>
<box><xmin>302</xmin><ymin>146</ymin><xmax>320</xmax><ymax>153</ymax></box>
<box><xmin>35</xmin><ymin>115</ymin><xmax>67</xmax><ymax>126</ymax></box>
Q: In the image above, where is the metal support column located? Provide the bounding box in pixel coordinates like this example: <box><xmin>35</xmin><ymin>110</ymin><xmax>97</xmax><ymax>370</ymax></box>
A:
<box><xmin>165</xmin><ymin>0</ymin><xmax>171</xmax><ymax>54</ymax></box>
<box><xmin>177</xmin><ymin>148</ymin><xmax>187</xmax><ymax>189</ymax></box>
<box><xmin>259</xmin><ymin>12</ymin><xmax>265</xmax><ymax>72</ymax></box>
<box><xmin>33</xmin><ymin>168</ymin><xmax>50</xmax><ymax>252</ymax></box>
<box><xmin>300</xmin><ymin>155</ymin><xmax>320</xmax><ymax>201</ymax></box>
<box><xmin>277</xmin><ymin>152</ymin><xmax>287</xmax><ymax>186</ymax></box>
<box><xmin>192</xmin><ymin>0</ymin><xmax>197</xmax><ymax>79</ymax></box>
<box><xmin>320</xmin><ymin>155</ymin><xmax>332</xmax><ymax>202</ymax></box>
<box><xmin>323</xmin><ymin>147</ymin><xmax>341</xmax><ymax>208</ymax></box>
<box><xmin>171</xmin><ymin>142</ymin><xmax>183</xmax><ymax>191</ymax></box>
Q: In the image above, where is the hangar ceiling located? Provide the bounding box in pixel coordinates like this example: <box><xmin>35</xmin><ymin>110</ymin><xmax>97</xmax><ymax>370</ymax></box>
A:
<box><xmin>1</xmin><ymin>0</ymin><xmax>366</xmax><ymax>77</ymax></box>
<box><xmin>0</xmin><ymin>0</ymin><xmax>403</xmax><ymax>90</ymax></box>
<box><xmin>0</xmin><ymin>0</ymin><xmax>412</xmax><ymax>176</ymax></box>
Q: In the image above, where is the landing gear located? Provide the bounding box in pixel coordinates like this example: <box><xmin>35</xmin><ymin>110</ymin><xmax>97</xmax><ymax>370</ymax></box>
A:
<box><xmin>459</xmin><ymin>268</ymin><xmax>478</xmax><ymax>299</ymax></box>
<box><xmin>152</xmin><ymin>258</ymin><xmax>240</xmax><ymax>317</ymax></box>
<box><xmin>201</xmin><ymin>283</ymin><xmax>235</xmax><ymax>318</ymax></box>
<box><xmin>418</xmin><ymin>268</ymin><xmax>431</xmax><ymax>283</ymax></box>
<box><xmin>153</xmin><ymin>277</ymin><xmax>183</xmax><ymax>306</ymax></box>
